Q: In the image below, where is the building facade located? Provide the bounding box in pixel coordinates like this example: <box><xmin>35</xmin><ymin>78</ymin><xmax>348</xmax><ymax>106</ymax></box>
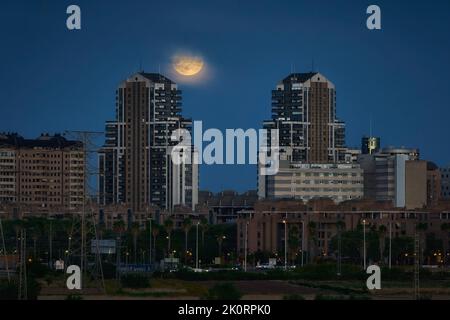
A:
<box><xmin>427</xmin><ymin>162</ymin><xmax>441</xmax><ymax>206</ymax></box>
<box><xmin>0</xmin><ymin>133</ymin><xmax>84</xmax><ymax>214</ymax></box>
<box><xmin>98</xmin><ymin>73</ymin><xmax>198</xmax><ymax>213</ymax></box>
<box><xmin>358</xmin><ymin>147</ymin><xmax>426</xmax><ymax>209</ymax></box>
<box><xmin>441</xmin><ymin>165</ymin><xmax>450</xmax><ymax>200</ymax></box>
<box><xmin>262</xmin><ymin>72</ymin><xmax>346</xmax><ymax>163</ymax></box>
<box><xmin>258</xmin><ymin>72</ymin><xmax>359</xmax><ymax>203</ymax></box>
<box><xmin>258</xmin><ymin>159</ymin><xmax>364</xmax><ymax>203</ymax></box>
<box><xmin>197</xmin><ymin>190</ymin><xmax>258</xmax><ymax>224</ymax></box>
<box><xmin>237</xmin><ymin>198</ymin><xmax>450</xmax><ymax>261</ymax></box>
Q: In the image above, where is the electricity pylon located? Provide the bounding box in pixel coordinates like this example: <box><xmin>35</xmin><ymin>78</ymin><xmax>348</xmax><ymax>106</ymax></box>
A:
<box><xmin>64</xmin><ymin>130</ymin><xmax>105</xmax><ymax>294</ymax></box>
<box><xmin>18</xmin><ymin>229</ymin><xmax>27</xmax><ymax>300</ymax></box>
<box><xmin>67</xmin><ymin>207</ymin><xmax>105</xmax><ymax>293</ymax></box>
<box><xmin>0</xmin><ymin>217</ymin><xmax>10</xmax><ymax>282</ymax></box>
<box><xmin>414</xmin><ymin>231</ymin><xmax>420</xmax><ymax>300</ymax></box>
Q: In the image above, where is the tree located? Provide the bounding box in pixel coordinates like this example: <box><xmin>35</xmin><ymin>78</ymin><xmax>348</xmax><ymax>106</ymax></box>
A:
<box><xmin>30</xmin><ymin>227</ymin><xmax>40</xmax><ymax>258</ymax></box>
<box><xmin>307</xmin><ymin>221</ymin><xmax>317</xmax><ymax>263</ymax></box>
<box><xmin>425</xmin><ymin>233</ymin><xmax>443</xmax><ymax>264</ymax></box>
<box><xmin>335</xmin><ymin>220</ymin><xmax>345</xmax><ymax>271</ymax></box>
<box><xmin>12</xmin><ymin>219</ymin><xmax>25</xmax><ymax>252</ymax></box>
<box><xmin>441</xmin><ymin>223</ymin><xmax>450</xmax><ymax>265</ymax></box>
<box><xmin>25</xmin><ymin>217</ymin><xmax>44</xmax><ymax>259</ymax></box>
<box><xmin>151</xmin><ymin>223</ymin><xmax>160</xmax><ymax>261</ymax></box>
<box><xmin>182</xmin><ymin>218</ymin><xmax>192</xmax><ymax>264</ymax></box>
<box><xmin>130</xmin><ymin>222</ymin><xmax>140</xmax><ymax>264</ymax></box>
<box><xmin>97</xmin><ymin>222</ymin><xmax>106</xmax><ymax>240</ymax></box>
<box><xmin>378</xmin><ymin>225</ymin><xmax>387</xmax><ymax>263</ymax></box>
<box><xmin>200</xmin><ymin>216</ymin><xmax>209</xmax><ymax>247</ymax></box>
<box><xmin>390</xmin><ymin>236</ymin><xmax>414</xmax><ymax>265</ymax></box>
<box><xmin>216</xmin><ymin>231</ymin><xmax>226</xmax><ymax>261</ymax></box>
<box><xmin>113</xmin><ymin>220</ymin><xmax>126</xmax><ymax>237</ymax></box>
<box><xmin>164</xmin><ymin>218</ymin><xmax>174</xmax><ymax>255</ymax></box>
<box><xmin>288</xmin><ymin>225</ymin><xmax>300</xmax><ymax>264</ymax></box>
<box><xmin>203</xmin><ymin>282</ymin><xmax>242</xmax><ymax>300</ymax></box>
<box><xmin>416</xmin><ymin>223</ymin><xmax>428</xmax><ymax>265</ymax></box>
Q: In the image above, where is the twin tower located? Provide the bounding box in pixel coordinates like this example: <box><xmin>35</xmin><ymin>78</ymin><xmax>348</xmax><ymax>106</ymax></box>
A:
<box><xmin>98</xmin><ymin>71</ymin><xmax>349</xmax><ymax>213</ymax></box>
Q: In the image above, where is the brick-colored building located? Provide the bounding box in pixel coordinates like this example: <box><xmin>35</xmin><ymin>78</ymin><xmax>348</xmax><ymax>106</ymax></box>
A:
<box><xmin>237</xmin><ymin>198</ymin><xmax>450</xmax><ymax>261</ymax></box>
<box><xmin>0</xmin><ymin>133</ymin><xmax>84</xmax><ymax>215</ymax></box>
<box><xmin>427</xmin><ymin>162</ymin><xmax>441</xmax><ymax>206</ymax></box>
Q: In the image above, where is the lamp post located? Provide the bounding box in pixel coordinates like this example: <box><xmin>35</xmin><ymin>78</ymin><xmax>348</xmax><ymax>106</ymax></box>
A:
<box><xmin>149</xmin><ymin>218</ymin><xmax>152</xmax><ymax>267</ymax></box>
<box><xmin>301</xmin><ymin>220</ymin><xmax>305</xmax><ymax>267</ymax></box>
<box><xmin>0</xmin><ymin>217</ymin><xmax>10</xmax><ymax>282</ymax></box>
<box><xmin>48</xmin><ymin>218</ymin><xmax>54</xmax><ymax>269</ymax></box>
<box><xmin>363</xmin><ymin>219</ymin><xmax>367</xmax><ymax>270</ymax></box>
<box><xmin>196</xmin><ymin>221</ymin><xmax>199</xmax><ymax>270</ymax></box>
<box><xmin>389</xmin><ymin>220</ymin><xmax>392</xmax><ymax>269</ymax></box>
<box><xmin>244</xmin><ymin>221</ymin><xmax>248</xmax><ymax>272</ymax></box>
<box><xmin>283</xmin><ymin>214</ymin><xmax>287</xmax><ymax>271</ymax></box>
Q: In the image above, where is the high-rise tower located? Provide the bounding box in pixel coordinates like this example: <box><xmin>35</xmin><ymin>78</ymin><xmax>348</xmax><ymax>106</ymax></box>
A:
<box><xmin>98</xmin><ymin>73</ymin><xmax>198</xmax><ymax>212</ymax></box>
<box><xmin>263</xmin><ymin>72</ymin><xmax>346</xmax><ymax>163</ymax></box>
<box><xmin>258</xmin><ymin>72</ymin><xmax>363</xmax><ymax>202</ymax></box>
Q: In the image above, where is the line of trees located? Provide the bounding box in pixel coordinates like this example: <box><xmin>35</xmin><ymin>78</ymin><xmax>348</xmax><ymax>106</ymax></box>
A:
<box><xmin>329</xmin><ymin>222</ymin><xmax>450</xmax><ymax>266</ymax></box>
<box><xmin>0</xmin><ymin>216</ymin><xmax>237</xmax><ymax>267</ymax></box>
<box><xmin>248</xmin><ymin>221</ymin><xmax>450</xmax><ymax>268</ymax></box>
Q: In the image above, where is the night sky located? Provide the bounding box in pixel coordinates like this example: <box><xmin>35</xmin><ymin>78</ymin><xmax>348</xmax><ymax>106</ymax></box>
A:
<box><xmin>1</xmin><ymin>0</ymin><xmax>450</xmax><ymax>193</ymax></box>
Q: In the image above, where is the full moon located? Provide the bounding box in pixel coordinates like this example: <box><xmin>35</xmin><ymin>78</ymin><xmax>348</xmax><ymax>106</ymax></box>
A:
<box><xmin>173</xmin><ymin>56</ymin><xmax>204</xmax><ymax>76</ymax></box>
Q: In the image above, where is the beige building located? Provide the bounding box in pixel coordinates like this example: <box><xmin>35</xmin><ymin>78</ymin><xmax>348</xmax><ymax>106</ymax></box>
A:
<box><xmin>405</xmin><ymin>160</ymin><xmax>427</xmax><ymax>209</ymax></box>
<box><xmin>358</xmin><ymin>148</ymin><xmax>427</xmax><ymax>209</ymax></box>
<box><xmin>0</xmin><ymin>133</ymin><xmax>84</xmax><ymax>214</ymax></box>
<box><xmin>259</xmin><ymin>158</ymin><xmax>364</xmax><ymax>203</ymax></box>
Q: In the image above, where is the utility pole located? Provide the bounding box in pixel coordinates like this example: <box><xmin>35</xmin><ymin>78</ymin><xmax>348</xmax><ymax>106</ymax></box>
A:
<box><xmin>337</xmin><ymin>222</ymin><xmax>342</xmax><ymax>276</ymax></box>
<box><xmin>244</xmin><ymin>221</ymin><xmax>248</xmax><ymax>272</ymax></box>
<box><xmin>283</xmin><ymin>213</ymin><xmax>288</xmax><ymax>271</ymax></box>
<box><xmin>301</xmin><ymin>221</ymin><xmax>305</xmax><ymax>267</ymax></box>
<box><xmin>18</xmin><ymin>229</ymin><xmax>27</xmax><ymax>300</ymax></box>
<box><xmin>64</xmin><ymin>130</ymin><xmax>105</xmax><ymax>293</ymax></box>
<box><xmin>363</xmin><ymin>219</ymin><xmax>367</xmax><ymax>270</ymax></box>
<box><xmin>116</xmin><ymin>234</ymin><xmax>121</xmax><ymax>281</ymax></box>
<box><xmin>389</xmin><ymin>220</ymin><xmax>392</xmax><ymax>269</ymax></box>
<box><xmin>0</xmin><ymin>217</ymin><xmax>10</xmax><ymax>282</ymax></box>
<box><xmin>48</xmin><ymin>218</ymin><xmax>53</xmax><ymax>269</ymax></box>
<box><xmin>196</xmin><ymin>221</ymin><xmax>199</xmax><ymax>270</ymax></box>
<box><xmin>414</xmin><ymin>231</ymin><xmax>420</xmax><ymax>299</ymax></box>
<box><xmin>148</xmin><ymin>216</ymin><xmax>152</xmax><ymax>267</ymax></box>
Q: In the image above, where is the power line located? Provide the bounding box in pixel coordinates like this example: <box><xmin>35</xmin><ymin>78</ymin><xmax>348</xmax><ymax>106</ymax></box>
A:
<box><xmin>64</xmin><ymin>130</ymin><xmax>105</xmax><ymax>294</ymax></box>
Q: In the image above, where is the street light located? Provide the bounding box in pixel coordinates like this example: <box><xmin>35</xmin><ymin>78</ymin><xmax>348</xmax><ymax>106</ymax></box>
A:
<box><xmin>244</xmin><ymin>221</ymin><xmax>248</xmax><ymax>272</ymax></box>
<box><xmin>389</xmin><ymin>219</ymin><xmax>392</xmax><ymax>269</ymax></box>
<box><xmin>301</xmin><ymin>221</ymin><xmax>305</xmax><ymax>267</ymax></box>
<box><xmin>148</xmin><ymin>218</ymin><xmax>152</xmax><ymax>267</ymax></box>
<box><xmin>362</xmin><ymin>219</ymin><xmax>367</xmax><ymax>270</ymax></box>
<box><xmin>196</xmin><ymin>221</ymin><xmax>199</xmax><ymax>270</ymax></box>
<box><xmin>283</xmin><ymin>215</ymin><xmax>287</xmax><ymax>271</ymax></box>
<box><xmin>0</xmin><ymin>216</ymin><xmax>10</xmax><ymax>282</ymax></box>
<box><xmin>48</xmin><ymin>217</ymin><xmax>55</xmax><ymax>270</ymax></box>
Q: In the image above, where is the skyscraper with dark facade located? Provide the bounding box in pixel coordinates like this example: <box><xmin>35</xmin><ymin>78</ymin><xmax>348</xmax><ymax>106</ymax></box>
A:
<box><xmin>98</xmin><ymin>73</ymin><xmax>198</xmax><ymax>213</ymax></box>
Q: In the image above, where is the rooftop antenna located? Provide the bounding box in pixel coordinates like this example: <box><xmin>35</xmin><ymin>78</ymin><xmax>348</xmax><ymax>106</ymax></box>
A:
<box><xmin>311</xmin><ymin>58</ymin><xmax>315</xmax><ymax>72</ymax></box>
<box><xmin>369</xmin><ymin>115</ymin><xmax>373</xmax><ymax>137</ymax></box>
<box><xmin>139</xmin><ymin>58</ymin><xmax>143</xmax><ymax>72</ymax></box>
<box><xmin>291</xmin><ymin>62</ymin><xmax>295</xmax><ymax>74</ymax></box>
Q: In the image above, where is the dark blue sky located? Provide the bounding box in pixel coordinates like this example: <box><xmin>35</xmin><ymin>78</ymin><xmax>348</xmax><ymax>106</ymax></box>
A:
<box><xmin>1</xmin><ymin>0</ymin><xmax>450</xmax><ymax>193</ymax></box>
